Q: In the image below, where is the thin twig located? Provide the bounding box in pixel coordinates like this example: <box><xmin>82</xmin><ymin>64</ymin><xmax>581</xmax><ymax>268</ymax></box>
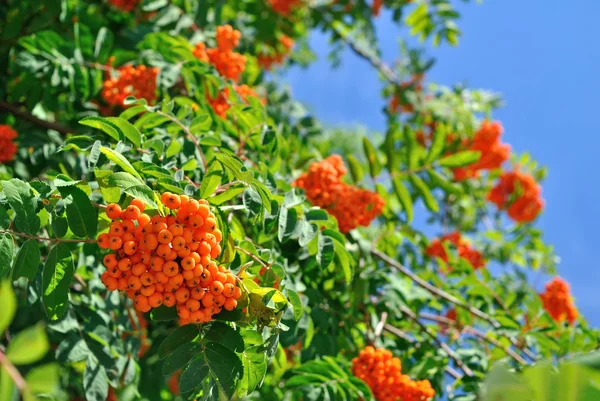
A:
<box><xmin>372</xmin><ymin>249</ymin><xmax>499</xmax><ymax>327</ymax></box>
<box><xmin>399</xmin><ymin>304</ymin><xmax>474</xmax><ymax>377</ymax></box>
<box><xmin>156</xmin><ymin>110</ymin><xmax>207</xmax><ymax>171</ymax></box>
<box><xmin>1</xmin><ymin>230</ymin><xmax>97</xmax><ymax>244</ymax></box>
<box><xmin>383</xmin><ymin>324</ymin><xmax>462</xmax><ymax>380</ymax></box>
<box><xmin>0</xmin><ymin>349</ymin><xmax>28</xmax><ymax>392</ymax></box>
<box><xmin>419</xmin><ymin>313</ymin><xmax>527</xmax><ymax>365</ymax></box>
<box><xmin>374</xmin><ymin>311</ymin><xmax>388</xmax><ymax>338</ymax></box>
<box><xmin>234</xmin><ymin>245</ymin><xmax>269</xmax><ymax>268</ymax></box>
<box><xmin>0</xmin><ymin>101</ymin><xmax>75</xmax><ymax>135</ymax></box>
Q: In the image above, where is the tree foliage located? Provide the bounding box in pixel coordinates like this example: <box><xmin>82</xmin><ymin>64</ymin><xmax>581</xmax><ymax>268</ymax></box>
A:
<box><xmin>0</xmin><ymin>0</ymin><xmax>598</xmax><ymax>400</ymax></box>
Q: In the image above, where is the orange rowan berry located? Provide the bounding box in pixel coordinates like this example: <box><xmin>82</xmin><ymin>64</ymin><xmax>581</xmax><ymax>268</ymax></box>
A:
<box><xmin>210</xmin><ymin>281</ymin><xmax>224</xmax><ymax>296</ymax></box>
<box><xmin>109</xmin><ymin>236</ymin><xmax>123</xmax><ymax>250</ymax></box>
<box><xmin>148</xmin><ymin>292</ymin><xmax>163</xmax><ymax>308</ymax></box>
<box><xmin>107</xmin><ymin>266</ymin><xmax>121</xmax><ymax>278</ymax></box>
<box><xmin>153</xmin><ymin>221</ymin><xmax>168</xmax><ymax>234</ymax></box>
<box><xmin>117</xmin><ymin>277</ymin><xmax>129</xmax><ymax>291</ymax></box>
<box><xmin>213</xmin><ymin>294</ymin><xmax>226</xmax><ymax>307</ymax></box>
<box><xmin>180</xmin><ymin>256</ymin><xmax>195</xmax><ymax>270</ymax></box>
<box><xmin>162</xmin><ymin>192</ymin><xmax>181</xmax><ymax>209</ymax></box>
<box><xmin>166</xmin><ymin>250</ymin><xmax>178</xmax><ymax>261</ymax></box>
<box><xmin>129</xmin><ymin>198</ymin><xmax>146</xmax><ymax>213</ymax></box>
<box><xmin>156</xmin><ymin>243</ymin><xmax>171</xmax><ymax>258</ymax></box>
<box><xmin>140</xmin><ymin>252</ymin><xmax>152</xmax><ymax>265</ymax></box>
<box><xmin>197</xmin><ymin>204</ymin><xmax>210</xmax><ymax>219</ymax></box>
<box><xmin>143</xmin><ymin>233</ymin><xmax>159</xmax><ymax>250</ymax></box>
<box><xmin>215</xmin><ymin>272</ymin><xmax>227</xmax><ymax>284</ymax></box>
<box><xmin>190</xmin><ymin>310</ymin><xmax>205</xmax><ymax>324</ymax></box>
<box><xmin>172</xmin><ymin>236</ymin><xmax>186</xmax><ymax>251</ymax></box>
<box><xmin>198</xmin><ymin>241</ymin><xmax>211</xmax><ymax>256</ymax></box>
<box><xmin>118</xmin><ymin>258</ymin><xmax>132</xmax><ymax>272</ymax></box>
<box><xmin>150</xmin><ymin>256</ymin><xmax>165</xmax><ymax>272</ymax></box>
<box><xmin>140</xmin><ymin>272</ymin><xmax>155</xmax><ymax>286</ymax></box>
<box><xmin>201</xmin><ymin>293</ymin><xmax>214</xmax><ymax>308</ymax></box>
<box><xmin>109</xmin><ymin>222</ymin><xmax>124</xmax><ymax>237</ymax></box>
<box><xmin>168</xmin><ymin>224</ymin><xmax>184</xmax><ymax>237</ymax></box>
<box><xmin>137</xmin><ymin>213</ymin><xmax>151</xmax><ymax>227</ymax></box>
<box><xmin>185</xmin><ymin>299</ymin><xmax>200</xmax><ymax>312</ymax></box>
<box><xmin>175</xmin><ymin>287</ymin><xmax>190</xmax><ymax>303</ymax></box>
<box><xmin>163</xmin><ymin>292</ymin><xmax>176</xmax><ymax>307</ymax></box>
<box><xmin>105</xmin><ymin>276</ymin><xmax>119</xmax><ymax>291</ymax></box>
<box><xmin>103</xmin><ymin>254</ymin><xmax>118</xmax><ymax>268</ymax></box>
<box><xmin>540</xmin><ymin>277</ymin><xmax>578</xmax><ymax>325</ymax></box>
<box><xmin>182</xmin><ymin>270</ymin><xmax>195</xmax><ymax>281</ymax></box>
<box><xmin>155</xmin><ymin>283</ymin><xmax>164</xmax><ymax>293</ymax></box>
<box><xmin>122</xmin><ymin>205</ymin><xmax>141</xmax><ymax>220</ymax></box>
<box><xmin>140</xmin><ymin>284</ymin><xmax>156</xmax><ymax>297</ymax></box>
<box><xmin>178</xmin><ymin>308</ymin><xmax>190</xmax><ymax>320</ymax></box>
<box><xmin>0</xmin><ymin>125</ymin><xmax>18</xmax><ymax>163</ymax></box>
<box><xmin>224</xmin><ymin>298</ymin><xmax>237</xmax><ymax>311</ymax></box>
<box><xmin>132</xmin><ymin>263</ymin><xmax>147</xmax><ymax>276</ymax></box>
<box><xmin>223</xmin><ymin>283</ymin><xmax>235</xmax><ymax>297</ymax></box>
<box><xmin>106</xmin><ymin>203</ymin><xmax>122</xmax><ymax>219</ymax></box>
<box><xmin>232</xmin><ymin>286</ymin><xmax>242</xmax><ymax>299</ymax></box>
<box><xmin>185</xmin><ymin>199</ymin><xmax>200</xmax><ymax>214</ymax></box>
<box><xmin>102</xmin><ymin>65</ymin><xmax>158</xmax><ymax>107</ymax></box>
<box><xmin>225</xmin><ymin>274</ymin><xmax>236</xmax><ymax>285</ymax></box>
<box><xmin>98</xmin><ymin>233</ymin><xmax>110</xmax><ymax>249</ymax></box>
<box><xmin>121</xmin><ymin>220</ymin><xmax>135</xmax><ymax>233</ymax></box>
<box><xmin>163</xmin><ymin>261</ymin><xmax>179</xmax><ymax>277</ymax></box>
<box><xmin>191</xmin><ymin>287</ymin><xmax>205</xmax><ymax>300</ymax></box>
<box><xmin>135</xmin><ymin>294</ymin><xmax>150</xmax><ymax>310</ymax></box>
<box><xmin>123</xmin><ymin>240</ymin><xmax>137</xmax><ymax>255</ymax></box>
<box><xmin>155</xmin><ymin>271</ymin><xmax>169</xmax><ymax>284</ymax></box>
<box><xmin>210</xmin><ymin>244</ymin><xmax>221</xmax><ymax>259</ymax></box>
<box><xmin>128</xmin><ymin>276</ymin><xmax>142</xmax><ymax>291</ymax></box>
<box><xmin>169</xmin><ymin>274</ymin><xmax>184</xmax><ymax>288</ymax></box>
<box><xmin>488</xmin><ymin>169</ymin><xmax>544</xmax><ymax>223</ymax></box>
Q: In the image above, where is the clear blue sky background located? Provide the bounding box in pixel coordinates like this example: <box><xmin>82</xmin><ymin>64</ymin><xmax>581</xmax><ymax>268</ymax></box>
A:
<box><xmin>282</xmin><ymin>0</ymin><xmax>599</xmax><ymax>326</ymax></box>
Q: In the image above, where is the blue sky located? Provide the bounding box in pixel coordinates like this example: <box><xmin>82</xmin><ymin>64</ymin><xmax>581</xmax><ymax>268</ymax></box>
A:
<box><xmin>283</xmin><ymin>0</ymin><xmax>600</xmax><ymax>326</ymax></box>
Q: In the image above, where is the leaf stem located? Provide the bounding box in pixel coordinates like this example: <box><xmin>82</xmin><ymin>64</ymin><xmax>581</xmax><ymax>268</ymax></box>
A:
<box><xmin>156</xmin><ymin>111</ymin><xmax>208</xmax><ymax>171</ymax></box>
<box><xmin>234</xmin><ymin>245</ymin><xmax>269</xmax><ymax>269</ymax></box>
<box><xmin>0</xmin><ymin>348</ymin><xmax>28</xmax><ymax>393</ymax></box>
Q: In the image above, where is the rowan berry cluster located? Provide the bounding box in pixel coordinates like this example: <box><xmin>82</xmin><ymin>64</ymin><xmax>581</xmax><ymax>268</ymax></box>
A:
<box><xmin>267</xmin><ymin>0</ymin><xmax>303</xmax><ymax>16</ymax></box>
<box><xmin>540</xmin><ymin>277</ymin><xmax>578</xmax><ymax>325</ymax></box>
<box><xmin>0</xmin><ymin>125</ymin><xmax>18</xmax><ymax>163</ymax></box>
<box><xmin>372</xmin><ymin>0</ymin><xmax>383</xmax><ymax>16</ymax></box>
<box><xmin>352</xmin><ymin>346</ymin><xmax>435</xmax><ymax>401</ymax></box>
<box><xmin>102</xmin><ymin>65</ymin><xmax>159</xmax><ymax>107</ymax></box>
<box><xmin>108</xmin><ymin>0</ymin><xmax>140</xmax><ymax>11</ymax></box>
<box><xmin>293</xmin><ymin>155</ymin><xmax>385</xmax><ymax>233</ymax></box>
<box><xmin>453</xmin><ymin>121</ymin><xmax>511</xmax><ymax>181</ymax></box>
<box><xmin>97</xmin><ymin>194</ymin><xmax>242</xmax><ymax>324</ymax></box>
<box><xmin>487</xmin><ymin>169</ymin><xmax>544</xmax><ymax>223</ymax></box>
<box><xmin>257</xmin><ymin>35</ymin><xmax>295</xmax><ymax>70</ymax></box>
<box><xmin>425</xmin><ymin>231</ymin><xmax>485</xmax><ymax>270</ymax></box>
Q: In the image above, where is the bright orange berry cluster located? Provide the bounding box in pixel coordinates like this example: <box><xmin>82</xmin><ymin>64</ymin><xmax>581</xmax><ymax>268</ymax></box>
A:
<box><xmin>293</xmin><ymin>155</ymin><xmax>385</xmax><ymax>233</ymax></box>
<box><xmin>97</xmin><ymin>194</ymin><xmax>242</xmax><ymax>324</ymax></box>
<box><xmin>194</xmin><ymin>25</ymin><xmax>246</xmax><ymax>82</ymax></box>
<box><xmin>267</xmin><ymin>0</ymin><xmax>303</xmax><ymax>16</ymax></box>
<box><xmin>425</xmin><ymin>231</ymin><xmax>485</xmax><ymax>270</ymax></box>
<box><xmin>372</xmin><ymin>0</ymin><xmax>383</xmax><ymax>16</ymax></box>
<box><xmin>540</xmin><ymin>277</ymin><xmax>578</xmax><ymax>325</ymax></box>
<box><xmin>352</xmin><ymin>346</ymin><xmax>435</xmax><ymax>401</ymax></box>
<box><xmin>487</xmin><ymin>169</ymin><xmax>544</xmax><ymax>223</ymax></box>
<box><xmin>102</xmin><ymin>65</ymin><xmax>159</xmax><ymax>107</ymax></box>
<box><xmin>108</xmin><ymin>0</ymin><xmax>140</xmax><ymax>11</ymax></box>
<box><xmin>0</xmin><ymin>125</ymin><xmax>18</xmax><ymax>163</ymax></box>
<box><xmin>257</xmin><ymin>35</ymin><xmax>294</xmax><ymax>70</ymax></box>
<box><xmin>453</xmin><ymin>121</ymin><xmax>511</xmax><ymax>181</ymax></box>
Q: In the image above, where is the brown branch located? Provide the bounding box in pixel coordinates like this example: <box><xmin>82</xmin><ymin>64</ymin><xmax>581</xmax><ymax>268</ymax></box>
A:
<box><xmin>418</xmin><ymin>313</ymin><xmax>527</xmax><ymax>365</ymax></box>
<box><xmin>398</xmin><ymin>304</ymin><xmax>474</xmax><ymax>377</ymax></box>
<box><xmin>372</xmin><ymin>248</ymin><xmax>499</xmax><ymax>327</ymax></box>
<box><xmin>156</xmin><ymin>110</ymin><xmax>207</xmax><ymax>171</ymax></box>
<box><xmin>0</xmin><ymin>101</ymin><xmax>75</xmax><ymax>135</ymax></box>
<box><xmin>234</xmin><ymin>245</ymin><xmax>269</xmax><ymax>268</ymax></box>
<box><xmin>0</xmin><ymin>349</ymin><xmax>28</xmax><ymax>393</ymax></box>
<box><xmin>1</xmin><ymin>230</ymin><xmax>97</xmax><ymax>244</ymax></box>
<box><xmin>383</xmin><ymin>324</ymin><xmax>462</xmax><ymax>380</ymax></box>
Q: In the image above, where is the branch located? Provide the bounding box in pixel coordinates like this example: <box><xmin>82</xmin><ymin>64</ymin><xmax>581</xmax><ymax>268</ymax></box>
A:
<box><xmin>372</xmin><ymin>248</ymin><xmax>499</xmax><ymax>327</ymax></box>
<box><xmin>234</xmin><ymin>245</ymin><xmax>269</xmax><ymax>268</ymax></box>
<box><xmin>383</xmin><ymin>324</ymin><xmax>463</xmax><ymax>380</ymax></box>
<box><xmin>418</xmin><ymin>313</ymin><xmax>528</xmax><ymax>365</ymax></box>
<box><xmin>1</xmin><ymin>230</ymin><xmax>97</xmax><ymax>244</ymax></box>
<box><xmin>0</xmin><ymin>101</ymin><xmax>75</xmax><ymax>135</ymax></box>
<box><xmin>0</xmin><ymin>349</ymin><xmax>28</xmax><ymax>393</ymax></box>
<box><xmin>156</xmin><ymin>111</ymin><xmax>207</xmax><ymax>171</ymax></box>
<box><xmin>399</xmin><ymin>304</ymin><xmax>474</xmax><ymax>377</ymax></box>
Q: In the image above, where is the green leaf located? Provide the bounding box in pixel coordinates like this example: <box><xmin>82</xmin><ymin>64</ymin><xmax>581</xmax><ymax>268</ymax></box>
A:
<box><xmin>214</xmin><ymin>152</ymin><xmax>253</xmax><ymax>184</ymax></box>
<box><xmin>105</xmin><ymin>117</ymin><xmax>142</xmax><ymax>148</ymax></box>
<box><xmin>334</xmin><ymin>240</ymin><xmax>353</xmax><ymax>284</ymax></box>
<box><xmin>150</xmin><ymin>305</ymin><xmax>178</xmax><ymax>321</ymax></box>
<box><xmin>0</xmin><ymin>281</ymin><xmax>16</xmax><ymax>334</ymax></box>
<box><xmin>240</xmin><ymin>346</ymin><xmax>267</xmax><ymax>396</ymax></box>
<box><xmin>278</xmin><ymin>207</ymin><xmax>297</xmax><ymax>243</ymax></box>
<box><xmin>392</xmin><ymin>177</ymin><xmax>413</xmax><ymax>222</ymax></box>
<box><xmin>298</xmin><ymin>221</ymin><xmax>318</xmax><ymax>247</ymax></box>
<box><xmin>439</xmin><ymin>150</ymin><xmax>481</xmax><ymax>168</ymax></box>
<box><xmin>102</xmin><ymin>171</ymin><xmax>142</xmax><ymax>188</ymax></box>
<box><xmin>200</xmin><ymin>163</ymin><xmax>222</xmax><ymax>199</ymax></box>
<box><xmin>346</xmin><ymin>155</ymin><xmax>364</xmax><ymax>183</ymax></box>
<box><xmin>204</xmin><ymin>342</ymin><xmax>243</xmax><ymax>399</ymax></box>
<box><xmin>166</xmin><ymin>140</ymin><xmax>183</xmax><ymax>158</ymax></box>
<box><xmin>425</xmin><ymin>124</ymin><xmax>447</xmax><ymax>163</ymax></box>
<box><xmin>190</xmin><ymin>114</ymin><xmax>212</xmax><ymax>133</ymax></box>
<box><xmin>124</xmin><ymin>185</ymin><xmax>158</xmax><ymax>209</ymax></box>
<box><xmin>283</xmin><ymin>189</ymin><xmax>305</xmax><ymax>208</ymax></box>
<box><xmin>0</xmin><ymin>367</ymin><xmax>14</xmax><ymax>401</ymax></box>
<box><xmin>287</xmin><ymin>290</ymin><xmax>303</xmax><ymax>321</ymax></box>
<box><xmin>158</xmin><ymin>324</ymin><xmax>200</xmax><ymax>359</ymax></box>
<box><xmin>1</xmin><ymin>179</ymin><xmax>41</xmax><ymax>234</ymax></box>
<box><xmin>243</xmin><ymin>187</ymin><xmax>263</xmax><ymax>220</ymax></box>
<box><xmin>305</xmin><ymin>209</ymin><xmax>329</xmax><ymax>222</ymax></box>
<box><xmin>161</xmin><ymin>342</ymin><xmax>203</xmax><ymax>377</ymax></box>
<box><xmin>120</xmin><ymin>105</ymin><xmax>147</xmax><ymax>120</ymax></box>
<box><xmin>42</xmin><ymin>243</ymin><xmax>74</xmax><ymax>320</ymax></box>
<box><xmin>93</xmin><ymin>27</ymin><xmax>113</xmax><ymax>61</ymax></box>
<box><xmin>317</xmin><ymin>234</ymin><xmax>335</xmax><ymax>269</ymax></box>
<box><xmin>83</xmin><ymin>357</ymin><xmax>109</xmax><ymax>401</ymax></box>
<box><xmin>79</xmin><ymin>116</ymin><xmax>123</xmax><ymax>142</ymax></box>
<box><xmin>0</xmin><ymin>206</ymin><xmax>10</xmax><ymax>229</ymax></box>
<box><xmin>0</xmin><ymin>233</ymin><xmax>13</xmax><ymax>278</ymax></box>
<box><xmin>203</xmin><ymin>322</ymin><xmax>244</xmax><ymax>352</ymax></box>
<box><xmin>362</xmin><ymin>137</ymin><xmax>382</xmax><ymax>178</ymax></box>
<box><xmin>6</xmin><ymin>323</ymin><xmax>49</xmax><ymax>365</ymax></box>
<box><xmin>57</xmin><ymin>186</ymin><xmax>98</xmax><ymax>238</ymax></box>
<box><xmin>179</xmin><ymin>358</ymin><xmax>209</xmax><ymax>395</ymax></box>
<box><xmin>12</xmin><ymin>239</ymin><xmax>41</xmax><ymax>281</ymax></box>
<box><xmin>410</xmin><ymin>175</ymin><xmax>439</xmax><ymax>213</ymax></box>
<box><xmin>428</xmin><ymin>169</ymin><xmax>462</xmax><ymax>195</ymax></box>
<box><xmin>25</xmin><ymin>363</ymin><xmax>60</xmax><ymax>394</ymax></box>
<box><xmin>99</xmin><ymin>146</ymin><xmax>142</xmax><ymax>180</ymax></box>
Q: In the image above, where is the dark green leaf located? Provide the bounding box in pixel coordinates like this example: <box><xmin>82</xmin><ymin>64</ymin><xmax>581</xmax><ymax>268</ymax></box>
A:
<box><xmin>1</xmin><ymin>179</ymin><xmax>41</xmax><ymax>234</ymax></box>
<box><xmin>362</xmin><ymin>137</ymin><xmax>382</xmax><ymax>178</ymax></box>
<box><xmin>99</xmin><ymin>146</ymin><xmax>142</xmax><ymax>180</ymax></box>
<box><xmin>346</xmin><ymin>154</ymin><xmax>364</xmax><ymax>183</ymax></box>
<box><xmin>439</xmin><ymin>150</ymin><xmax>481</xmax><ymax>168</ymax></box>
<box><xmin>162</xmin><ymin>343</ymin><xmax>203</xmax><ymax>377</ymax></box>
<box><xmin>200</xmin><ymin>163</ymin><xmax>222</xmax><ymax>199</ymax></box>
<box><xmin>12</xmin><ymin>239</ymin><xmax>40</xmax><ymax>281</ymax></box>
<box><xmin>392</xmin><ymin>176</ymin><xmax>413</xmax><ymax>222</ymax></box>
<box><xmin>83</xmin><ymin>356</ymin><xmax>109</xmax><ymax>401</ymax></box>
<box><xmin>203</xmin><ymin>322</ymin><xmax>244</xmax><ymax>352</ymax></box>
<box><xmin>317</xmin><ymin>234</ymin><xmax>335</xmax><ymax>269</ymax></box>
<box><xmin>58</xmin><ymin>186</ymin><xmax>98</xmax><ymax>238</ymax></box>
<box><xmin>287</xmin><ymin>290</ymin><xmax>303</xmax><ymax>321</ymax></box>
<box><xmin>158</xmin><ymin>324</ymin><xmax>200</xmax><ymax>359</ymax></box>
<box><xmin>105</xmin><ymin>117</ymin><xmax>142</xmax><ymax>148</ymax></box>
<box><xmin>204</xmin><ymin>342</ymin><xmax>243</xmax><ymax>399</ymax></box>
<box><xmin>0</xmin><ymin>281</ymin><xmax>16</xmax><ymax>334</ymax></box>
<box><xmin>410</xmin><ymin>175</ymin><xmax>439</xmax><ymax>213</ymax></box>
<box><xmin>179</xmin><ymin>358</ymin><xmax>209</xmax><ymax>395</ymax></box>
<box><xmin>42</xmin><ymin>243</ymin><xmax>74</xmax><ymax>320</ymax></box>
<box><xmin>79</xmin><ymin>116</ymin><xmax>123</xmax><ymax>142</ymax></box>
<box><xmin>278</xmin><ymin>207</ymin><xmax>297</xmax><ymax>243</ymax></box>
<box><xmin>0</xmin><ymin>233</ymin><xmax>13</xmax><ymax>278</ymax></box>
